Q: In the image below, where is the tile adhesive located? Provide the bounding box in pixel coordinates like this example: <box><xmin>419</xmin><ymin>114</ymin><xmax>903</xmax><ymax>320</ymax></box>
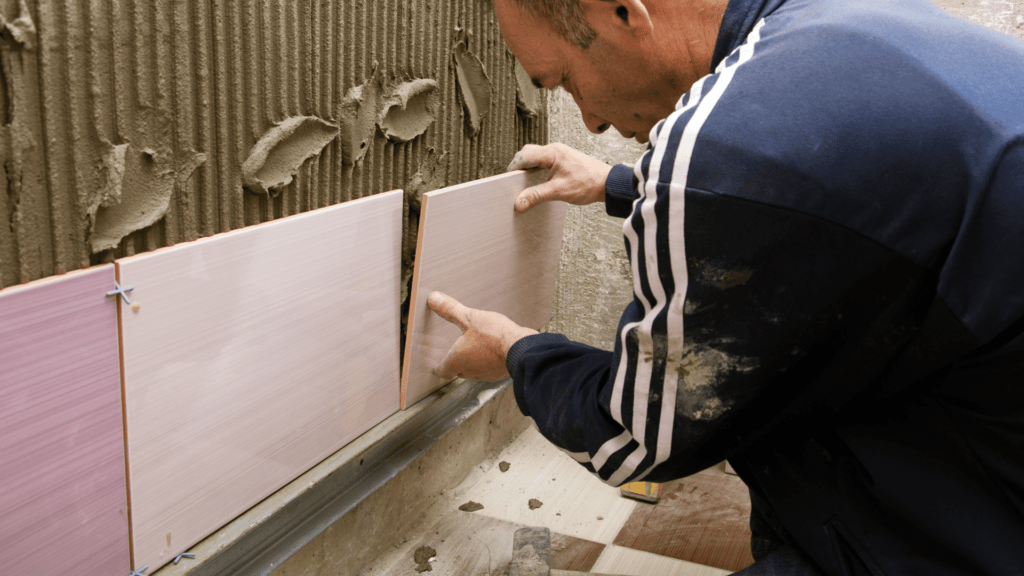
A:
<box><xmin>0</xmin><ymin>0</ymin><xmax>547</xmax><ymax>342</ymax></box>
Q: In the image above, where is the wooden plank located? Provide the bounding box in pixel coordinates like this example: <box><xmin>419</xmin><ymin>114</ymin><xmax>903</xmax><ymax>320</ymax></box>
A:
<box><xmin>401</xmin><ymin>170</ymin><xmax>566</xmax><ymax>408</ymax></box>
<box><xmin>612</xmin><ymin>468</ymin><xmax>755</xmax><ymax>572</ymax></box>
<box><xmin>0</xmin><ymin>265</ymin><xmax>130</xmax><ymax>576</ymax></box>
<box><xmin>551</xmin><ymin>531</ymin><xmax>605</xmax><ymax>572</ymax></box>
<box><xmin>117</xmin><ymin>192</ymin><xmax>403</xmax><ymax>571</ymax></box>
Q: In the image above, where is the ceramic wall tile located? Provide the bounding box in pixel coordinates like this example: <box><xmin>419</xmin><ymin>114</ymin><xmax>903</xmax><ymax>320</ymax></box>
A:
<box><xmin>402</xmin><ymin>170</ymin><xmax>566</xmax><ymax>408</ymax></box>
<box><xmin>0</xmin><ymin>265</ymin><xmax>129</xmax><ymax>576</ymax></box>
<box><xmin>117</xmin><ymin>192</ymin><xmax>403</xmax><ymax>570</ymax></box>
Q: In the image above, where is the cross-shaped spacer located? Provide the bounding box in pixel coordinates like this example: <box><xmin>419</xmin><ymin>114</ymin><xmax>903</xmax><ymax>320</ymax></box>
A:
<box><xmin>106</xmin><ymin>282</ymin><xmax>135</xmax><ymax>305</ymax></box>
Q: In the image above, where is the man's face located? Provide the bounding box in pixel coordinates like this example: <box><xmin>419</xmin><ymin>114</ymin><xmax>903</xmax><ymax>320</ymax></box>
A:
<box><xmin>494</xmin><ymin>0</ymin><xmax>687</xmax><ymax>144</ymax></box>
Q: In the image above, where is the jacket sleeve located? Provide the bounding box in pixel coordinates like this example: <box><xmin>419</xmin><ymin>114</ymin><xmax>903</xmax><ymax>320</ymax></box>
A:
<box><xmin>507</xmin><ymin>73</ymin><xmax>935</xmax><ymax>486</ymax></box>
<box><xmin>604</xmin><ymin>163</ymin><xmax>640</xmax><ymax>219</ymax></box>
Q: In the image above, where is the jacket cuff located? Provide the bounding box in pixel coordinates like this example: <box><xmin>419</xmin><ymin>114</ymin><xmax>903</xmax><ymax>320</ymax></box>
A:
<box><xmin>605</xmin><ymin>164</ymin><xmax>639</xmax><ymax>218</ymax></box>
<box><xmin>506</xmin><ymin>332</ymin><xmax>571</xmax><ymax>417</ymax></box>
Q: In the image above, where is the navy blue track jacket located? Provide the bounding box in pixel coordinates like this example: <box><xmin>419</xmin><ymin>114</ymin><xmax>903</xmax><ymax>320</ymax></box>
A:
<box><xmin>505</xmin><ymin>0</ymin><xmax>1024</xmax><ymax>573</ymax></box>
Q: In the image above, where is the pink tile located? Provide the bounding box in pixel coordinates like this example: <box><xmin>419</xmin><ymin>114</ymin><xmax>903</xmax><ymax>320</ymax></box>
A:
<box><xmin>117</xmin><ymin>192</ymin><xmax>403</xmax><ymax>570</ymax></box>
<box><xmin>402</xmin><ymin>170</ymin><xmax>567</xmax><ymax>408</ymax></box>
<box><xmin>0</xmin><ymin>265</ymin><xmax>130</xmax><ymax>576</ymax></box>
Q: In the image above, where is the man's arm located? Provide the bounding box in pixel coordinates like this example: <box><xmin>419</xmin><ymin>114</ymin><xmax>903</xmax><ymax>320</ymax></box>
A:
<box><xmin>432</xmin><ymin>108</ymin><xmax>936</xmax><ymax>487</ymax></box>
<box><xmin>603</xmin><ymin>163</ymin><xmax>641</xmax><ymax>218</ymax></box>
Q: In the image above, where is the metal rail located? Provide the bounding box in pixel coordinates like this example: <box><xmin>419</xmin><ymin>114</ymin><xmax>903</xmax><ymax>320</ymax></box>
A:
<box><xmin>157</xmin><ymin>377</ymin><xmax>510</xmax><ymax>576</ymax></box>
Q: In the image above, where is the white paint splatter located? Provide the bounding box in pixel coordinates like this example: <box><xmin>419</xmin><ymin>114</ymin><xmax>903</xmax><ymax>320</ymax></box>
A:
<box><xmin>675</xmin><ymin>344</ymin><xmax>758</xmax><ymax>421</ymax></box>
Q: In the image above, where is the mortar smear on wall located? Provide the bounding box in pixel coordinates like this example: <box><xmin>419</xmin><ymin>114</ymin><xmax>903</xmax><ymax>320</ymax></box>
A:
<box><xmin>380</xmin><ymin>79</ymin><xmax>440</xmax><ymax>143</ymax></box>
<box><xmin>514</xmin><ymin>59</ymin><xmax>542</xmax><ymax>119</ymax></box>
<box><xmin>0</xmin><ymin>0</ymin><xmax>546</xmax><ymax>289</ymax></box>
<box><xmin>241</xmin><ymin>116</ymin><xmax>339</xmax><ymax>195</ymax></box>
<box><xmin>452</xmin><ymin>31</ymin><xmax>493</xmax><ymax>138</ymax></box>
<box><xmin>339</xmin><ymin>67</ymin><xmax>385</xmax><ymax>166</ymax></box>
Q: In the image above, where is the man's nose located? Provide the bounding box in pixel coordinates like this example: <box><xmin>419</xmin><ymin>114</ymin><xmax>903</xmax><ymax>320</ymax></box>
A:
<box><xmin>572</xmin><ymin>93</ymin><xmax>610</xmax><ymax>134</ymax></box>
<box><xmin>588</xmin><ymin>119</ymin><xmax>611</xmax><ymax>134</ymax></box>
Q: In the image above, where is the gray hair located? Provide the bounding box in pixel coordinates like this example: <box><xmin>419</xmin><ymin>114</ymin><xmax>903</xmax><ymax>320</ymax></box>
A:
<box><xmin>512</xmin><ymin>0</ymin><xmax>597</xmax><ymax>49</ymax></box>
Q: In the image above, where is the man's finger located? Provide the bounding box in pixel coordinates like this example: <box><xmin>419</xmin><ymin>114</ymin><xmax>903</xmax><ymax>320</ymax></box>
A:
<box><xmin>515</xmin><ymin>180</ymin><xmax>561</xmax><ymax>212</ymax></box>
<box><xmin>434</xmin><ymin>336</ymin><xmax>470</xmax><ymax>381</ymax></box>
<box><xmin>507</xmin><ymin>144</ymin><xmax>554</xmax><ymax>172</ymax></box>
<box><xmin>433</xmin><ymin>348</ymin><xmax>459</xmax><ymax>380</ymax></box>
<box><xmin>427</xmin><ymin>291</ymin><xmax>470</xmax><ymax>331</ymax></box>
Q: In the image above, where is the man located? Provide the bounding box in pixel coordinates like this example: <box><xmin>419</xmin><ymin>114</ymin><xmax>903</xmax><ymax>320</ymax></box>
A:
<box><xmin>428</xmin><ymin>0</ymin><xmax>1024</xmax><ymax>573</ymax></box>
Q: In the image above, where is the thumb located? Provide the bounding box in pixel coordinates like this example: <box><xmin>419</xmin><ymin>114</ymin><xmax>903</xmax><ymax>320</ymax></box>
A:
<box><xmin>515</xmin><ymin>180</ymin><xmax>560</xmax><ymax>212</ymax></box>
<box><xmin>433</xmin><ymin>345</ymin><xmax>460</xmax><ymax>380</ymax></box>
<box><xmin>427</xmin><ymin>291</ymin><xmax>470</xmax><ymax>331</ymax></box>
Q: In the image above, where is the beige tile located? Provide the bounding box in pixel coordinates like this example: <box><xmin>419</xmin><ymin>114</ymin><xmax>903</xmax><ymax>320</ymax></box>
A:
<box><xmin>363</xmin><ymin>508</ymin><xmax>606</xmax><ymax>576</ymax></box>
<box><xmin>118</xmin><ymin>192</ymin><xmax>404</xmax><ymax>571</ymax></box>
<box><xmin>462</xmin><ymin>426</ymin><xmax>636</xmax><ymax>544</ymax></box>
<box><xmin>591</xmin><ymin>546</ymin><xmax>732</xmax><ymax>576</ymax></box>
<box><xmin>401</xmin><ymin>170</ymin><xmax>567</xmax><ymax>408</ymax></box>
<box><xmin>373</xmin><ymin>512</ymin><xmax>520</xmax><ymax>575</ymax></box>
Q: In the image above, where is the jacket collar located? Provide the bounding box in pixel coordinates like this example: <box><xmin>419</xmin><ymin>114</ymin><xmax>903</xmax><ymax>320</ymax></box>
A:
<box><xmin>710</xmin><ymin>0</ymin><xmax>786</xmax><ymax>70</ymax></box>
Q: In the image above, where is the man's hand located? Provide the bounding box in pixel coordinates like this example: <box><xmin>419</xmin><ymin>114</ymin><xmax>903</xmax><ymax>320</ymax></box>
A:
<box><xmin>427</xmin><ymin>292</ymin><xmax>538</xmax><ymax>382</ymax></box>
<box><xmin>507</xmin><ymin>143</ymin><xmax>612</xmax><ymax>212</ymax></box>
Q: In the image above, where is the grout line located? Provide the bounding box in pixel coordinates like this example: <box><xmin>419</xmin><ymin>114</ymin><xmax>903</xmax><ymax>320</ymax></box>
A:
<box><xmin>114</xmin><ymin>261</ymin><xmax>136</xmax><ymax>570</ymax></box>
<box><xmin>400</xmin><ymin>191</ymin><xmax>431</xmax><ymax>409</ymax></box>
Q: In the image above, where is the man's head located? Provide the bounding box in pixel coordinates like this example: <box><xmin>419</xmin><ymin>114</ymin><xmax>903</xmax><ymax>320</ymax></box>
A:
<box><xmin>511</xmin><ymin>0</ymin><xmax>598</xmax><ymax>49</ymax></box>
<box><xmin>496</xmin><ymin>0</ymin><xmax>727</xmax><ymax>143</ymax></box>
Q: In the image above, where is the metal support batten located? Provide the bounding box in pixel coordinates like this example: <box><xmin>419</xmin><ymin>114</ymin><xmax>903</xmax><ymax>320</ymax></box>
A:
<box><xmin>161</xmin><ymin>377</ymin><xmax>511</xmax><ymax>576</ymax></box>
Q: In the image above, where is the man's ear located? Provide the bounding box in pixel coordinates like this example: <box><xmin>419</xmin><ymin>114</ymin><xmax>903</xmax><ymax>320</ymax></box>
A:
<box><xmin>582</xmin><ymin>0</ymin><xmax>654</xmax><ymax>36</ymax></box>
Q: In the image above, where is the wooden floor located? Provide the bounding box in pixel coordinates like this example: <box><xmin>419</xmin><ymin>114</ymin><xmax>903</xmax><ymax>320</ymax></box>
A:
<box><xmin>614</xmin><ymin>470</ymin><xmax>755</xmax><ymax>572</ymax></box>
<box><xmin>361</xmin><ymin>426</ymin><xmax>754</xmax><ymax>575</ymax></box>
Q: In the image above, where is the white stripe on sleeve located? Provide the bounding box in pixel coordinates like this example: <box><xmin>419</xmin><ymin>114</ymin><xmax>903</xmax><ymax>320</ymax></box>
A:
<box><xmin>602</xmin><ymin>20</ymin><xmax>768</xmax><ymax>485</ymax></box>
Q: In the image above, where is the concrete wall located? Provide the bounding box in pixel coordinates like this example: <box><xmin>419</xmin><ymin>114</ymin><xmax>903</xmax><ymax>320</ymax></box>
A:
<box><xmin>544</xmin><ymin>90</ymin><xmax>645</xmax><ymax>351</ymax></box>
<box><xmin>0</xmin><ymin>0</ymin><xmax>546</xmax><ymax>293</ymax></box>
<box><xmin>934</xmin><ymin>0</ymin><xmax>1023</xmax><ymax>38</ymax></box>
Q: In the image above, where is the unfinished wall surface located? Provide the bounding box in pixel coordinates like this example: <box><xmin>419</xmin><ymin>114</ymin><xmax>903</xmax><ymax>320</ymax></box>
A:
<box><xmin>0</xmin><ymin>0</ymin><xmax>546</xmax><ymax>289</ymax></box>
<box><xmin>934</xmin><ymin>0</ymin><xmax>1023</xmax><ymax>39</ymax></box>
<box><xmin>545</xmin><ymin>89</ymin><xmax>645</xmax><ymax>351</ymax></box>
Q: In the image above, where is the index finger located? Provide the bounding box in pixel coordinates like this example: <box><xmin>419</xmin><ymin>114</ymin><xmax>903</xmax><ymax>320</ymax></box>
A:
<box><xmin>506</xmin><ymin>144</ymin><xmax>554</xmax><ymax>172</ymax></box>
<box><xmin>426</xmin><ymin>291</ymin><xmax>470</xmax><ymax>332</ymax></box>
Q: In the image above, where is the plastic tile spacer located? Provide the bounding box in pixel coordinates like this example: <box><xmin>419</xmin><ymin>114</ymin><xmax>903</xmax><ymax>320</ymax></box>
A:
<box><xmin>106</xmin><ymin>282</ymin><xmax>135</xmax><ymax>305</ymax></box>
